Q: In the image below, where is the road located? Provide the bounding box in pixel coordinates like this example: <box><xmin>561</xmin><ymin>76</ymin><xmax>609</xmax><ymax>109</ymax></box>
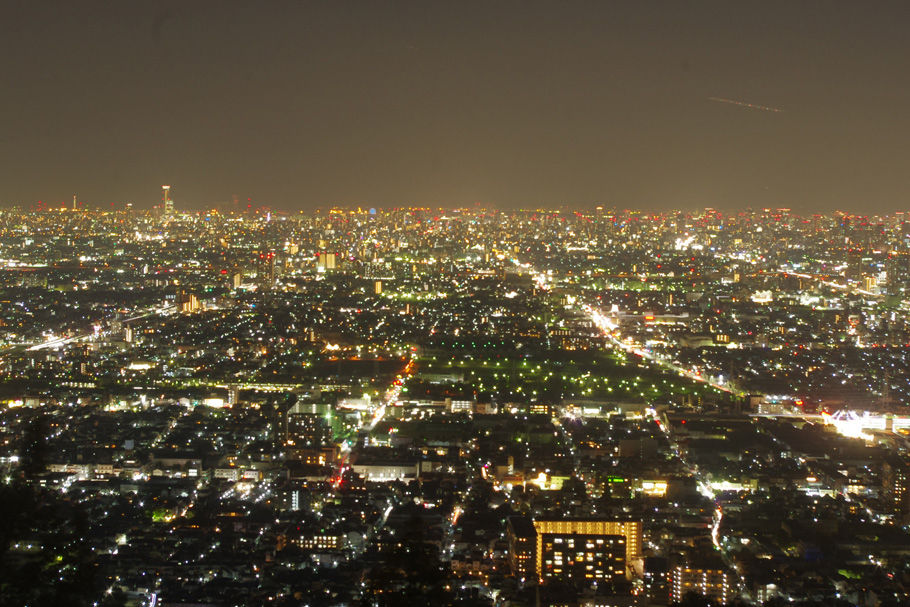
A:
<box><xmin>581</xmin><ymin>302</ymin><xmax>740</xmax><ymax>395</ymax></box>
<box><xmin>774</xmin><ymin>269</ymin><xmax>880</xmax><ymax>299</ymax></box>
<box><xmin>648</xmin><ymin>408</ymin><xmax>748</xmax><ymax>599</ymax></box>
<box><xmin>331</xmin><ymin>357</ymin><xmax>416</xmax><ymax>486</ymax></box>
<box><xmin>26</xmin><ymin>304</ymin><xmax>177</xmax><ymax>352</ymax></box>
<box><xmin>517</xmin><ymin>259</ymin><xmax>740</xmax><ymax>396</ymax></box>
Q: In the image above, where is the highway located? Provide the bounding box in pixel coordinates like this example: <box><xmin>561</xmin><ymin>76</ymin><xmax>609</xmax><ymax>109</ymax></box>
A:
<box><xmin>581</xmin><ymin>302</ymin><xmax>739</xmax><ymax>395</ymax></box>
<box><xmin>26</xmin><ymin>304</ymin><xmax>177</xmax><ymax>352</ymax></box>
<box><xmin>516</xmin><ymin>258</ymin><xmax>740</xmax><ymax>396</ymax></box>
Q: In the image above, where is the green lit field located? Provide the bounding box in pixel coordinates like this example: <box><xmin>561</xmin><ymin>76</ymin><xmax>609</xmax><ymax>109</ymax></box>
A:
<box><xmin>408</xmin><ymin>343</ymin><xmax>728</xmax><ymax>405</ymax></box>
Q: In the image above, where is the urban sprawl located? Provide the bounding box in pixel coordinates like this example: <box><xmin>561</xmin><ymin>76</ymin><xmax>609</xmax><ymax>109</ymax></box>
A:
<box><xmin>3</xmin><ymin>200</ymin><xmax>910</xmax><ymax>607</ymax></box>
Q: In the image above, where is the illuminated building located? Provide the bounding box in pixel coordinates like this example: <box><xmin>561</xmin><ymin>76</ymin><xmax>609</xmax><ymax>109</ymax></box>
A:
<box><xmin>277</xmin><ymin>530</ymin><xmax>346</xmax><ymax>552</ymax></box>
<box><xmin>266</xmin><ymin>251</ymin><xmax>275</xmax><ymax>286</ymax></box>
<box><xmin>287</xmin><ymin>412</ymin><xmax>331</xmax><ymax>448</ymax></box>
<box><xmin>533</xmin><ymin>519</ymin><xmax>642</xmax><ymax>582</ymax></box>
<box><xmin>670</xmin><ymin>564</ymin><xmax>731</xmax><ymax>603</ymax></box>
<box><xmin>448</xmin><ymin>398</ymin><xmax>474</xmax><ymax>413</ymax></box>
<box><xmin>317</xmin><ymin>252</ymin><xmax>337</xmax><ymax>272</ymax></box>
<box><xmin>529</xmin><ymin>402</ymin><xmax>555</xmax><ymax>416</ymax></box>
<box><xmin>161</xmin><ymin>185</ymin><xmax>174</xmax><ymax>218</ymax></box>
<box><xmin>350</xmin><ymin>461</ymin><xmax>419</xmax><ymax>481</ymax></box>
<box><xmin>227</xmin><ymin>384</ymin><xmax>240</xmax><ymax>406</ymax></box>
<box><xmin>639</xmin><ymin>479</ymin><xmax>668</xmax><ymax>497</ymax></box>
<box><xmin>506</xmin><ymin>516</ymin><xmax>536</xmax><ymax>579</ymax></box>
<box><xmin>177</xmin><ymin>292</ymin><xmax>199</xmax><ymax>313</ymax></box>
<box><xmin>643</xmin><ymin>556</ymin><xmax>670</xmax><ymax>605</ymax></box>
<box><xmin>882</xmin><ymin>457</ymin><xmax>910</xmax><ymax>515</ymax></box>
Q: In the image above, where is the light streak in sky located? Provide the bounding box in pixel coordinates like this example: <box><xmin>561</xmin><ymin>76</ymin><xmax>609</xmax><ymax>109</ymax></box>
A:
<box><xmin>707</xmin><ymin>96</ymin><xmax>784</xmax><ymax>113</ymax></box>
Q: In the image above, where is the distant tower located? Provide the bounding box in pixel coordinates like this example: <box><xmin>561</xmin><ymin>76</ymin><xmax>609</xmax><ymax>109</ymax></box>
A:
<box><xmin>162</xmin><ymin>185</ymin><xmax>174</xmax><ymax>218</ymax></box>
<box><xmin>266</xmin><ymin>251</ymin><xmax>275</xmax><ymax>287</ymax></box>
<box><xmin>881</xmin><ymin>369</ymin><xmax>893</xmax><ymax>406</ymax></box>
<box><xmin>73</xmin><ymin>194</ymin><xmax>77</xmax><ymax>210</ymax></box>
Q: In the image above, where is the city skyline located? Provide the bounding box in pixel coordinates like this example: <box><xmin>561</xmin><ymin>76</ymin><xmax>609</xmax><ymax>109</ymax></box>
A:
<box><xmin>18</xmin><ymin>191</ymin><xmax>910</xmax><ymax>218</ymax></box>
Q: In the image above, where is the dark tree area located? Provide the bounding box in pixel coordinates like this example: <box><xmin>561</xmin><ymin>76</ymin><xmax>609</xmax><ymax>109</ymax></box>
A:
<box><xmin>0</xmin><ymin>479</ymin><xmax>120</xmax><ymax>607</ymax></box>
<box><xmin>20</xmin><ymin>413</ymin><xmax>49</xmax><ymax>480</ymax></box>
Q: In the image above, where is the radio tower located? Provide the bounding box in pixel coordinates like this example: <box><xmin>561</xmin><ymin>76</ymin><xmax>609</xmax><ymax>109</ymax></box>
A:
<box><xmin>162</xmin><ymin>185</ymin><xmax>174</xmax><ymax>218</ymax></box>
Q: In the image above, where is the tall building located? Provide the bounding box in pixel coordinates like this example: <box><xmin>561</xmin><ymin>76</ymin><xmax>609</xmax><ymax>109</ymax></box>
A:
<box><xmin>286</xmin><ymin>402</ymin><xmax>333</xmax><ymax>449</ymax></box>
<box><xmin>887</xmin><ymin>252</ymin><xmax>910</xmax><ymax>293</ymax></box>
<box><xmin>317</xmin><ymin>252</ymin><xmax>337</xmax><ymax>272</ymax></box>
<box><xmin>177</xmin><ymin>292</ymin><xmax>199</xmax><ymax>313</ymax></box>
<box><xmin>286</xmin><ymin>412</ymin><xmax>331</xmax><ymax>448</ymax></box>
<box><xmin>227</xmin><ymin>384</ymin><xmax>241</xmax><ymax>406</ymax></box>
<box><xmin>506</xmin><ymin>516</ymin><xmax>536</xmax><ymax>580</ymax></box>
<box><xmin>882</xmin><ymin>457</ymin><xmax>910</xmax><ymax>516</ymax></box>
<box><xmin>670</xmin><ymin>563</ymin><xmax>732</xmax><ymax>604</ymax></box>
<box><xmin>161</xmin><ymin>185</ymin><xmax>174</xmax><ymax>218</ymax></box>
<box><xmin>643</xmin><ymin>556</ymin><xmax>670</xmax><ymax>605</ymax></box>
<box><xmin>266</xmin><ymin>251</ymin><xmax>276</xmax><ymax>287</ymax></box>
<box><xmin>532</xmin><ymin>519</ymin><xmax>642</xmax><ymax>582</ymax></box>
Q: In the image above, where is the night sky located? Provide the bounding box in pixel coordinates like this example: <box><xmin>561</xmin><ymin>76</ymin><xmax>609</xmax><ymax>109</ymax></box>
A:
<box><xmin>1</xmin><ymin>1</ymin><xmax>909</xmax><ymax>213</ymax></box>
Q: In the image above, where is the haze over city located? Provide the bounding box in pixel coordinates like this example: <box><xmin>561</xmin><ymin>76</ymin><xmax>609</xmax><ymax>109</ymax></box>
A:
<box><xmin>2</xmin><ymin>1</ymin><xmax>910</xmax><ymax>213</ymax></box>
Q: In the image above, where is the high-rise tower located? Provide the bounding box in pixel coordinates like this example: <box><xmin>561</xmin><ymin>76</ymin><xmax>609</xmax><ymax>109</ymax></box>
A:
<box><xmin>162</xmin><ymin>185</ymin><xmax>174</xmax><ymax>218</ymax></box>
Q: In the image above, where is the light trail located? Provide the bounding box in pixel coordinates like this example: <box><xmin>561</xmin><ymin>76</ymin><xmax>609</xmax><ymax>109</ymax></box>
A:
<box><xmin>708</xmin><ymin>96</ymin><xmax>784</xmax><ymax>113</ymax></box>
<box><xmin>331</xmin><ymin>356</ymin><xmax>416</xmax><ymax>487</ymax></box>
<box><xmin>775</xmin><ymin>270</ymin><xmax>880</xmax><ymax>298</ymax></box>
<box><xmin>583</xmin><ymin>302</ymin><xmax>737</xmax><ymax>395</ymax></box>
<box><xmin>712</xmin><ymin>507</ymin><xmax>723</xmax><ymax>549</ymax></box>
<box><xmin>26</xmin><ymin>304</ymin><xmax>176</xmax><ymax>351</ymax></box>
<box><xmin>512</xmin><ymin>257</ymin><xmax>739</xmax><ymax>396</ymax></box>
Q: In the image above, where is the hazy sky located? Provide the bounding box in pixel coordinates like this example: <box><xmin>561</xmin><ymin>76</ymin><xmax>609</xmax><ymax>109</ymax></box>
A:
<box><xmin>1</xmin><ymin>1</ymin><xmax>909</xmax><ymax>213</ymax></box>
